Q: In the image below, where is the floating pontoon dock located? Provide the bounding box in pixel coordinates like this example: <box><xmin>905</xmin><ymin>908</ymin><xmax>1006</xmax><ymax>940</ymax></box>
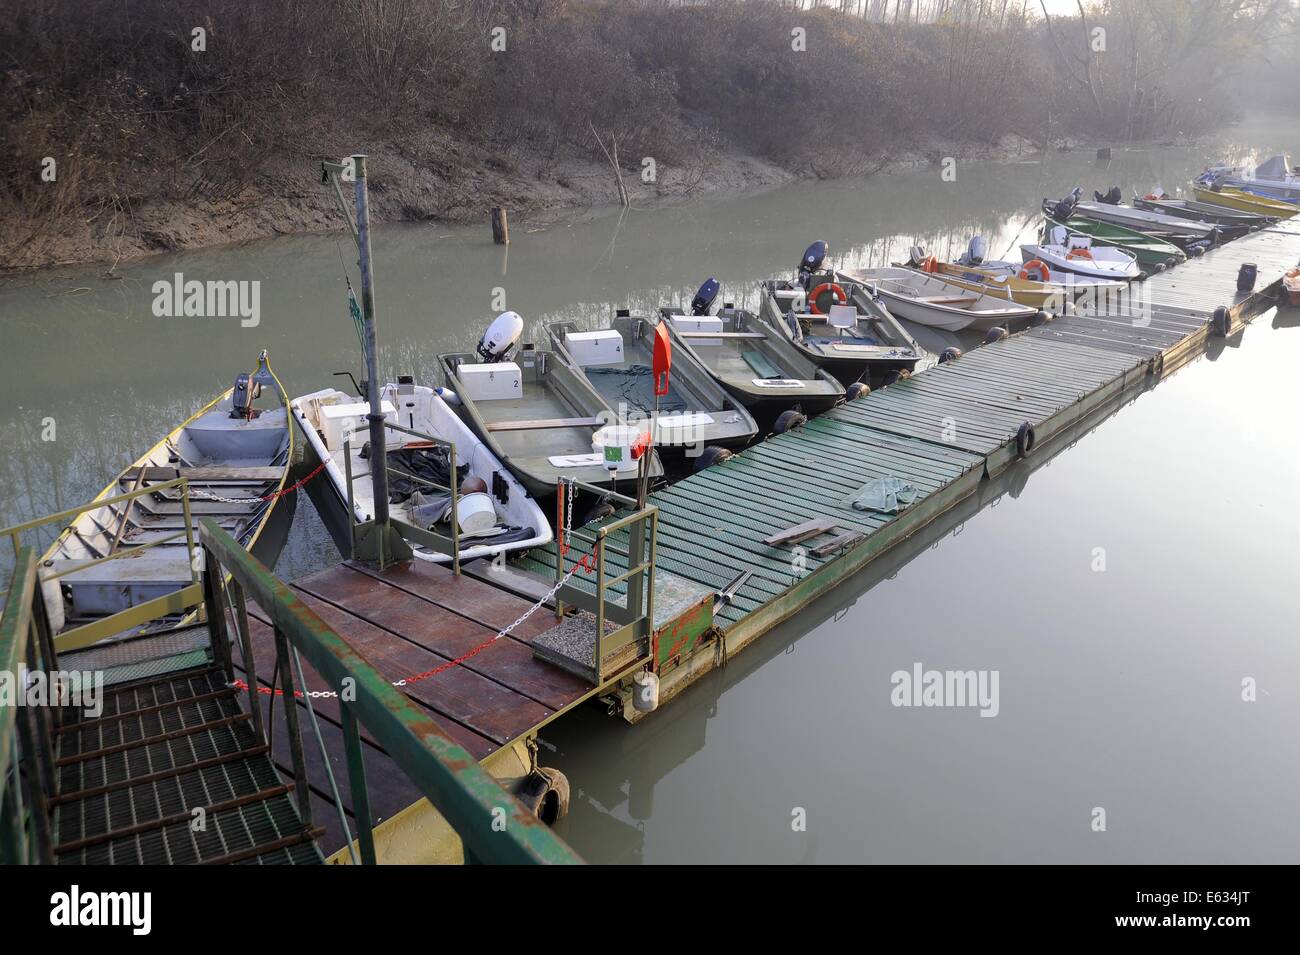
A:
<box><xmin>513</xmin><ymin>216</ymin><xmax>1300</xmax><ymax>715</ymax></box>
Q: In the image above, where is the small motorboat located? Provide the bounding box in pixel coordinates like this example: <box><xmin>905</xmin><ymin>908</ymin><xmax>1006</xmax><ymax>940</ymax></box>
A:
<box><xmin>836</xmin><ymin>265</ymin><xmax>1038</xmax><ymax>332</ymax></box>
<box><xmin>1041</xmin><ymin>203</ymin><xmax>1184</xmax><ymax>273</ymax></box>
<box><xmin>39</xmin><ymin>351</ymin><xmax>294</xmax><ymax>636</ymax></box>
<box><xmin>440</xmin><ymin>312</ymin><xmax>664</xmax><ymax>498</ymax></box>
<box><xmin>1196</xmin><ymin>155</ymin><xmax>1300</xmax><ymax>204</ymax></box>
<box><xmin>658</xmin><ymin>278</ymin><xmax>845</xmax><ymax>420</ymax></box>
<box><xmin>292</xmin><ymin>377</ymin><xmax>551</xmax><ymax>564</ymax></box>
<box><xmin>1020</xmin><ymin>227</ymin><xmax>1142</xmax><ymax>282</ymax></box>
<box><xmin>1192</xmin><ymin>185</ymin><xmax>1296</xmax><ymax>219</ymax></box>
<box><xmin>545</xmin><ymin>309</ymin><xmax>758</xmax><ymax>457</ymax></box>
<box><xmin>1132</xmin><ymin>193</ymin><xmax>1271</xmax><ymax>236</ymax></box>
<box><xmin>1072</xmin><ymin>187</ymin><xmax>1220</xmax><ymax>248</ymax></box>
<box><xmin>898</xmin><ymin>240</ymin><xmax>1125</xmax><ymax>311</ymax></box>
<box><xmin>756</xmin><ymin>241</ymin><xmax>923</xmax><ymax>384</ymax></box>
<box><xmin>1045</xmin><ymin>191</ymin><xmax>1198</xmax><ymax>262</ymax></box>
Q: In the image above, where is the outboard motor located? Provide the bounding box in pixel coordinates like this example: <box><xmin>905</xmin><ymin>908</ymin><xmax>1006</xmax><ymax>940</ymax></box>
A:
<box><xmin>1093</xmin><ymin>185</ymin><xmax>1122</xmax><ymax>205</ymax></box>
<box><xmin>691</xmin><ymin>277</ymin><xmax>721</xmax><ymax>316</ymax></box>
<box><xmin>797</xmin><ymin>240</ymin><xmax>829</xmax><ymax>289</ymax></box>
<box><xmin>230</xmin><ymin>373</ymin><xmax>257</xmax><ymax>418</ymax></box>
<box><xmin>1048</xmin><ymin>187</ymin><xmax>1082</xmax><ymax>220</ymax></box>
<box><xmin>908</xmin><ymin>245</ymin><xmax>928</xmax><ymax>267</ymax></box>
<box><xmin>965</xmin><ymin>235</ymin><xmax>988</xmax><ymax>265</ymax></box>
<box><xmin>1049</xmin><ymin>225</ymin><xmax>1070</xmax><ymax>248</ymax></box>
<box><xmin>476</xmin><ymin>310</ymin><xmax>524</xmax><ymax>362</ymax></box>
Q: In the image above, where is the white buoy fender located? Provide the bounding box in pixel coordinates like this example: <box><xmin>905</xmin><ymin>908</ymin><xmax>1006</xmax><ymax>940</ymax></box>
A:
<box><xmin>633</xmin><ymin>669</ymin><xmax>660</xmax><ymax>712</ymax></box>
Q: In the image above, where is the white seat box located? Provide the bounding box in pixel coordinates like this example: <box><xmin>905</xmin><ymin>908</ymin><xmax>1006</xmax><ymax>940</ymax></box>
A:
<box><xmin>459</xmin><ymin>362</ymin><xmax>523</xmax><ymax>401</ymax></box>
<box><xmin>566</xmin><ymin>329</ymin><xmax>624</xmax><ymax>367</ymax></box>
<box><xmin>669</xmin><ymin>314</ymin><xmax>724</xmax><ymax>348</ymax></box>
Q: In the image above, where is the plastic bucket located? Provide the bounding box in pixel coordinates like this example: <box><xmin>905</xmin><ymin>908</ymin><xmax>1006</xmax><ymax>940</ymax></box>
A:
<box><xmin>592</xmin><ymin>424</ymin><xmax>646</xmax><ymax>473</ymax></box>
<box><xmin>456</xmin><ymin>491</ymin><xmax>497</xmax><ymax>533</ymax></box>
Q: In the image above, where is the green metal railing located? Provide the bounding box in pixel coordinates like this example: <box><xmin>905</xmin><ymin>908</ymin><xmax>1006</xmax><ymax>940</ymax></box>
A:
<box><xmin>1</xmin><ymin>478</ymin><xmax>204</xmax><ymax>653</ymax></box>
<box><xmin>199</xmin><ymin>518</ymin><xmax>581</xmax><ymax>864</ymax></box>
<box><xmin>344</xmin><ymin>420</ymin><xmax>463</xmax><ymax>573</ymax></box>
<box><xmin>0</xmin><ymin>506</ymin><xmax>581</xmax><ymax>865</ymax></box>
<box><xmin>0</xmin><ymin>547</ymin><xmax>57</xmax><ymax>865</ymax></box>
<box><xmin>554</xmin><ymin>478</ymin><xmax>658</xmax><ymax>680</ymax></box>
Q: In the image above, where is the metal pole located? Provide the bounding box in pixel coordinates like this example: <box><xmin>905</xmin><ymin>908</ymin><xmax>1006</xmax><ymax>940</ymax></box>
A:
<box><xmin>354</xmin><ymin>156</ymin><xmax>391</xmax><ymax>548</ymax></box>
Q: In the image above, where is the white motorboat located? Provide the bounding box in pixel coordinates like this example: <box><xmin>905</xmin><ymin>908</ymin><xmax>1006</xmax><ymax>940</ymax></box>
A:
<box><xmin>1019</xmin><ymin>227</ymin><xmax>1142</xmax><ymax>282</ymax></box>
<box><xmin>292</xmin><ymin>377</ymin><xmax>552</xmax><ymax>564</ymax></box>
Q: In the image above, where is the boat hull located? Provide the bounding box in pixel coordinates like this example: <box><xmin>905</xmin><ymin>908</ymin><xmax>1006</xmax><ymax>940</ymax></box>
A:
<box><xmin>657</xmin><ymin>306</ymin><xmax>846</xmax><ymax>419</ymax></box>
<box><xmin>1192</xmin><ymin>186</ymin><xmax>1296</xmax><ymax>218</ymax></box>
<box><xmin>916</xmin><ymin>262</ymin><xmax>1105</xmax><ymax>311</ymax></box>
<box><xmin>40</xmin><ymin>354</ymin><xmax>294</xmax><ymax>634</ymax></box>
<box><xmin>1019</xmin><ymin>244</ymin><xmax>1141</xmax><ymax>281</ymax></box>
<box><xmin>1133</xmin><ymin>198</ymin><xmax>1264</xmax><ymax>235</ymax></box>
<box><xmin>1073</xmin><ymin>201</ymin><xmax>1217</xmax><ymax>244</ymax></box>
<box><xmin>292</xmin><ymin>383</ymin><xmax>554</xmax><ymax>563</ymax></box>
<box><xmin>1044</xmin><ymin>216</ymin><xmax>1184</xmax><ymax>271</ymax></box>
<box><xmin>839</xmin><ymin>268</ymin><xmax>1037</xmax><ymax>332</ymax></box>
<box><xmin>439</xmin><ymin>352</ymin><xmax>664</xmax><ymax>500</ymax></box>
<box><xmin>545</xmin><ymin>316</ymin><xmax>759</xmax><ymax>455</ymax></box>
<box><xmin>757</xmin><ymin>281</ymin><xmax>923</xmax><ymax>385</ymax></box>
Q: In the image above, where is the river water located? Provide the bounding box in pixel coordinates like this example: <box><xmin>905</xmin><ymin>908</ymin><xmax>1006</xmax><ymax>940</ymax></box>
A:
<box><xmin>2</xmin><ymin>117</ymin><xmax>1298</xmax><ymax>863</ymax></box>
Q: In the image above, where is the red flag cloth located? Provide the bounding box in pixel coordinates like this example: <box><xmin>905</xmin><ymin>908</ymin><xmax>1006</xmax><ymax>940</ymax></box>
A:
<box><xmin>653</xmin><ymin>321</ymin><xmax>672</xmax><ymax>396</ymax></box>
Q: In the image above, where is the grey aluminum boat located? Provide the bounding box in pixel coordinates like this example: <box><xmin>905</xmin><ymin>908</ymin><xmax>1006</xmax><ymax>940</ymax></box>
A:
<box><xmin>1074</xmin><ymin>199</ymin><xmax>1219</xmax><ymax>242</ymax></box>
<box><xmin>1132</xmin><ymin>196</ymin><xmax>1269</xmax><ymax>237</ymax></box>
<box><xmin>440</xmin><ymin>344</ymin><xmax>664</xmax><ymax>498</ymax></box>
<box><xmin>39</xmin><ymin>351</ymin><xmax>294</xmax><ymax>636</ymax></box>
<box><xmin>836</xmin><ymin>266</ymin><xmax>1038</xmax><ymax>332</ymax></box>
<box><xmin>545</xmin><ymin>311</ymin><xmax>758</xmax><ymax>455</ymax></box>
<box><xmin>656</xmin><ymin>299</ymin><xmax>844</xmax><ymax>420</ymax></box>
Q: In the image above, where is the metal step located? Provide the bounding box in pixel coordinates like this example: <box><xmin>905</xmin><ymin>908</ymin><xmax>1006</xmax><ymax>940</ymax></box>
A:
<box><xmin>52</xmin><ymin>666</ymin><xmax>323</xmax><ymax>865</ymax></box>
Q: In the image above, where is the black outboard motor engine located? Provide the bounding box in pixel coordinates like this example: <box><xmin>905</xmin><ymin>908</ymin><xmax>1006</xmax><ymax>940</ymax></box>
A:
<box><xmin>797</xmin><ymin>240</ymin><xmax>829</xmax><ymax>289</ymax></box>
<box><xmin>1093</xmin><ymin>185</ymin><xmax>1122</xmax><ymax>205</ymax></box>
<box><xmin>1048</xmin><ymin>187</ymin><xmax>1082</xmax><ymax>220</ymax></box>
<box><xmin>691</xmin><ymin>277</ymin><xmax>721</xmax><ymax>316</ymax></box>
<box><xmin>230</xmin><ymin>373</ymin><xmax>258</xmax><ymax>418</ymax></box>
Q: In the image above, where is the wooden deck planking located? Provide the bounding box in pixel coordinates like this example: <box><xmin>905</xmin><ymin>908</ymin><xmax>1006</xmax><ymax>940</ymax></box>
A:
<box><xmin>295</xmin><ymin>564</ymin><xmax>590</xmax><ymax>711</ymax></box>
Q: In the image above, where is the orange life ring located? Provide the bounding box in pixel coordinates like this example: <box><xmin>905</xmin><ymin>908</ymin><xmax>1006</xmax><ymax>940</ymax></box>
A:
<box><xmin>921</xmin><ymin>255</ymin><xmax>938</xmax><ymax>273</ymax></box>
<box><xmin>808</xmin><ymin>282</ymin><xmax>848</xmax><ymax>315</ymax></box>
<box><xmin>1019</xmin><ymin>259</ymin><xmax>1051</xmax><ymax>283</ymax></box>
<box><xmin>1067</xmin><ymin>247</ymin><xmax>1094</xmax><ymax>260</ymax></box>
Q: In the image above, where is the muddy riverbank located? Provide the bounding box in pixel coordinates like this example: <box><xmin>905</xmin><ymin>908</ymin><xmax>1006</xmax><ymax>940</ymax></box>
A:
<box><xmin>4</xmin><ymin>131</ymin><xmax>1051</xmax><ymax>276</ymax></box>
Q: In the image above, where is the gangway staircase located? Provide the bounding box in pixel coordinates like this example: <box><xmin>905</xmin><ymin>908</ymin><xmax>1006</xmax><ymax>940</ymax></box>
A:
<box><xmin>1</xmin><ymin>496</ymin><xmax>580</xmax><ymax>865</ymax></box>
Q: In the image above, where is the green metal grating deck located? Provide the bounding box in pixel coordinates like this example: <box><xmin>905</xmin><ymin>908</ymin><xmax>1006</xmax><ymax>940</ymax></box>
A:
<box><xmin>49</xmin><ymin>663</ymin><xmax>323</xmax><ymax>865</ymax></box>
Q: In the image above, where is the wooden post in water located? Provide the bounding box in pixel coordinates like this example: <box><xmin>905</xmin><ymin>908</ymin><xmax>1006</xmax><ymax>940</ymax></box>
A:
<box><xmin>491</xmin><ymin>207</ymin><xmax>510</xmax><ymax>245</ymax></box>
